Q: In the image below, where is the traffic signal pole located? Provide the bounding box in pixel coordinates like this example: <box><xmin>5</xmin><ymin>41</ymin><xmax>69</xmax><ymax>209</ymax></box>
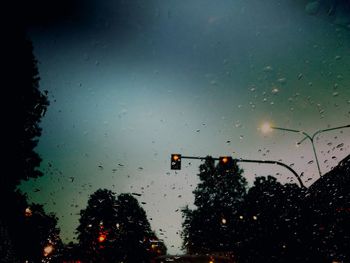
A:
<box><xmin>173</xmin><ymin>155</ymin><xmax>305</xmax><ymax>188</ymax></box>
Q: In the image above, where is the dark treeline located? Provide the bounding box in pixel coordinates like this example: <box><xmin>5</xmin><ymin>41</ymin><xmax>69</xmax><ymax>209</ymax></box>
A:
<box><xmin>182</xmin><ymin>155</ymin><xmax>350</xmax><ymax>263</ymax></box>
<box><xmin>1</xmin><ymin>5</ymin><xmax>53</xmax><ymax>260</ymax></box>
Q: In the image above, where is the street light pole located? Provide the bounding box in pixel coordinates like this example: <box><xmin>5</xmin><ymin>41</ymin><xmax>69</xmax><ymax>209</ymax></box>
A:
<box><xmin>265</xmin><ymin>124</ymin><xmax>350</xmax><ymax>178</ymax></box>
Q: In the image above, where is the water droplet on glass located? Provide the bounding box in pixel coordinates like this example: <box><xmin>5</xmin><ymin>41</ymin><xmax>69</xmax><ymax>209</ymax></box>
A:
<box><xmin>263</xmin><ymin>65</ymin><xmax>273</xmax><ymax>72</ymax></box>
<box><xmin>271</xmin><ymin>88</ymin><xmax>279</xmax><ymax>94</ymax></box>
<box><xmin>336</xmin><ymin>143</ymin><xmax>344</xmax><ymax>148</ymax></box>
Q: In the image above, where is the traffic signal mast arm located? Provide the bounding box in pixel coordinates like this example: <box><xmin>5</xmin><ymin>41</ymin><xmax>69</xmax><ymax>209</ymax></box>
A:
<box><xmin>171</xmin><ymin>155</ymin><xmax>305</xmax><ymax>188</ymax></box>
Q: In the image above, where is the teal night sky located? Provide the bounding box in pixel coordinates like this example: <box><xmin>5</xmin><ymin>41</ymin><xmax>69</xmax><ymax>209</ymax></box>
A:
<box><xmin>19</xmin><ymin>0</ymin><xmax>350</xmax><ymax>254</ymax></box>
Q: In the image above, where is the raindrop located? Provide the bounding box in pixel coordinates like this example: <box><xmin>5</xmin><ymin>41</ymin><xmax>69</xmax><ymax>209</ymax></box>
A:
<box><xmin>271</xmin><ymin>88</ymin><xmax>279</xmax><ymax>94</ymax></box>
<box><xmin>308</xmin><ymin>160</ymin><xmax>314</xmax><ymax>164</ymax></box>
<box><xmin>263</xmin><ymin>65</ymin><xmax>273</xmax><ymax>72</ymax></box>
<box><xmin>332</xmin><ymin>92</ymin><xmax>339</xmax><ymax>97</ymax></box>
<box><xmin>336</xmin><ymin>74</ymin><xmax>343</xmax><ymax>80</ymax></box>
<box><xmin>277</xmin><ymin>78</ymin><xmax>286</xmax><ymax>84</ymax></box>
<box><xmin>234</xmin><ymin>121</ymin><xmax>242</xmax><ymax>128</ymax></box>
<box><xmin>336</xmin><ymin>143</ymin><xmax>344</xmax><ymax>148</ymax></box>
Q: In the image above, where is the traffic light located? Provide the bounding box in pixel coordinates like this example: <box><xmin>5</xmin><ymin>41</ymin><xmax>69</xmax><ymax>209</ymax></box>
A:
<box><xmin>219</xmin><ymin>156</ymin><xmax>234</xmax><ymax>170</ymax></box>
<box><xmin>171</xmin><ymin>154</ymin><xmax>181</xmax><ymax>170</ymax></box>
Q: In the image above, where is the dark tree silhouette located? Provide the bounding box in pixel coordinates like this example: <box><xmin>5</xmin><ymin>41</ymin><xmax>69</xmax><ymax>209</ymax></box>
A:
<box><xmin>0</xmin><ymin>191</ymin><xmax>62</xmax><ymax>263</ymax></box>
<box><xmin>302</xmin><ymin>154</ymin><xmax>350</xmax><ymax>262</ymax></box>
<box><xmin>182</xmin><ymin>156</ymin><xmax>247</xmax><ymax>255</ymax></box>
<box><xmin>236</xmin><ymin>176</ymin><xmax>308</xmax><ymax>263</ymax></box>
<box><xmin>77</xmin><ymin>189</ymin><xmax>164</xmax><ymax>262</ymax></box>
<box><xmin>115</xmin><ymin>193</ymin><xmax>164</xmax><ymax>262</ymax></box>
<box><xmin>9</xmin><ymin>35</ymin><xmax>49</xmax><ymax>191</ymax></box>
<box><xmin>77</xmin><ymin>189</ymin><xmax>119</xmax><ymax>263</ymax></box>
<box><xmin>2</xmin><ymin>21</ymin><xmax>50</xmax><ymax>262</ymax></box>
<box><xmin>59</xmin><ymin>242</ymin><xmax>83</xmax><ymax>262</ymax></box>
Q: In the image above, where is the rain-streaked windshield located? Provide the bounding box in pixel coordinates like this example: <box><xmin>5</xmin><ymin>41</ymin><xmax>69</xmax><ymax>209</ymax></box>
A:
<box><xmin>3</xmin><ymin>0</ymin><xmax>349</xmax><ymax>262</ymax></box>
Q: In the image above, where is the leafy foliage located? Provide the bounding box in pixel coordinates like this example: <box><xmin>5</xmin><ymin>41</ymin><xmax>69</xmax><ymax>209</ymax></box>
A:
<box><xmin>182</xmin><ymin>156</ymin><xmax>247</xmax><ymax>254</ymax></box>
<box><xmin>1</xmin><ymin>26</ymin><xmax>54</xmax><ymax>262</ymax></box>
<box><xmin>2</xmin><ymin>27</ymin><xmax>49</xmax><ymax>193</ymax></box>
<box><xmin>77</xmin><ymin>189</ymin><xmax>166</xmax><ymax>262</ymax></box>
<box><xmin>236</xmin><ymin>176</ymin><xmax>307</xmax><ymax>262</ymax></box>
<box><xmin>0</xmin><ymin>191</ymin><xmax>62</xmax><ymax>262</ymax></box>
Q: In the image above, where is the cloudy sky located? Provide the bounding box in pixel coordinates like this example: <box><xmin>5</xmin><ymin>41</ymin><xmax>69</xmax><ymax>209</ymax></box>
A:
<box><xmin>19</xmin><ymin>0</ymin><xmax>350</xmax><ymax>254</ymax></box>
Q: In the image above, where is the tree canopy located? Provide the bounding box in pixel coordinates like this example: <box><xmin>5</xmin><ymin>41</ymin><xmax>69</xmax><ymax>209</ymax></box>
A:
<box><xmin>2</xmin><ymin>27</ymin><xmax>49</xmax><ymax>194</ymax></box>
<box><xmin>182</xmin><ymin>156</ymin><xmax>248</xmax><ymax>255</ymax></box>
<box><xmin>77</xmin><ymin>189</ymin><xmax>166</xmax><ymax>262</ymax></box>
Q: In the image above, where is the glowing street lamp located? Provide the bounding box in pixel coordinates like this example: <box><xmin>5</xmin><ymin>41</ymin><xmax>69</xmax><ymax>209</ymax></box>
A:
<box><xmin>260</xmin><ymin>123</ymin><xmax>350</xmax><ymax>177</ymax></box>
<box><xmin>261</xmin><ymin>122</ymin><xmax>273</xmax><ymax>134</ymax></box>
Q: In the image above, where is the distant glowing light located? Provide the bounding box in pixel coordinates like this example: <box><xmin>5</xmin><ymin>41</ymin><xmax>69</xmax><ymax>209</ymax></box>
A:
<box><xmin>173</xmin><ymin>155</ymin><xmax>180</xmax><ymax>161</ymax></box>
<box><xmin>239</xmin><ymin>215</ymin><xmax>244</xmax><ymax>220</ymax></box>
<box><xmin>25</xmin><ymin>207</ymin><xmax>32</xmax><ymax>217</ymax></box>
<box><xmin>151</xmin><ymin>244</ymin><xmax>157</xmax><ymax>249</ymax></box>
<box><xmin>261</xmin><ymin>123</ymin><xmax>272</xmax><ymax>134</ymax></box>
<box><xmin>221</xmin><ymin>218</ymin><xmax>227</xmax><ymax>224</ymax></box>
<box><xmin>43</xmin><ymin>244</ymin><xmax>54</xmax><ymax>257</ymax></box>
<box><xmin>98</xmin><ymin>233</ymin><xmax>107</xmax><ymax>243</ymax></box>
<box><xmin>253</xmin><ymin>215</ymin><xmax>258</xmax><ymax>220</ymax></box>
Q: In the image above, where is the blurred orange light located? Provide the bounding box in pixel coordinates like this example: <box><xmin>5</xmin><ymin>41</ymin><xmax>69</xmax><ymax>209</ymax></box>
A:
<box><xmin>173</xmin><ymin>155</ymin><xmax>179</xmax><ymax>161</ymax></box>
<box><xmin>98</xmin><ymin>234</ymin><xmax>107</xmax><ymax>243</ymax></box>
<box><xmin>43</xmin><ymin>244</ymin><xmax>54</xmax><ymax>257</ymax></box>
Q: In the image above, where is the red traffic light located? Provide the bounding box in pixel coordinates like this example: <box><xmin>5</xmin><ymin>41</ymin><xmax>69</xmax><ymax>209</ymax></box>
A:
<box><xmin>171</xmin><ymin>154</ymin><xmax>181</xmax><ymax>170</ymax></box>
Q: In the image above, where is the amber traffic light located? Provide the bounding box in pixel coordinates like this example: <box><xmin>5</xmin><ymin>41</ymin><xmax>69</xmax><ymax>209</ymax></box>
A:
<box><xmin>171</xmin><ymin>154</ymin><xmax>181</xmax><ymax>170</ymax></box>
<box><xmin>219</xmin><ymin>156</ymin><xmax>233</xmax><ymax>169</ymax></box>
